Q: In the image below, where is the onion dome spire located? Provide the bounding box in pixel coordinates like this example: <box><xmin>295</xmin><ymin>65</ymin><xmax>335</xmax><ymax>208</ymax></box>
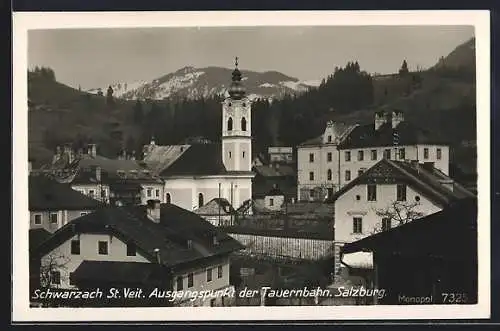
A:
<box><xmin>228</xmin><ymin>56</ymin><xmax>246</xmax><ymax>100</ymax></box>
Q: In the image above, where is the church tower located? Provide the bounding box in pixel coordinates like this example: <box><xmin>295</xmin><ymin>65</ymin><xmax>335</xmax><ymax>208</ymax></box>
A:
<box><xmin>222</xmin><ymin>57</ymin><xmax>252</xmax><ymax>172</ymax></box>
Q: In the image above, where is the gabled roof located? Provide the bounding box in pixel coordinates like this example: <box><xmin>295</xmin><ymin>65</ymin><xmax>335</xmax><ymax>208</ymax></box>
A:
<box><xmin>35</xmin><ymin>203</ymin><xmax>244</xmax><ymax>269</ymax></box>
<box><xmin>142</xmin><ymin>145</ymin><xmax>188</xmax><ymax>175</ymax></box>
<box><xmin>29</xmin><ymin>174</ymin><xmax>105</xmax><ymax>211</ymax></box>
<box><xmin>327</xmin><ymin>159</ymin><xmax>475</xmax><ymax>207</ymax></box>
<box><xmin>158</xmin><ymin>143</ymin><xmax>228</xmax><ymax>176</ymax></box>
<box><xmin>338</xmin><ymin>121</ymin><xmax>449</xmax><ymax>149</ymax></box>
<box><xmin>193</xmin><ymin>198</ymin><xmax>236</xmax><ymax>216</ymax></box>
<box><xmin>342</xmin><ymin>197</ymin><xmax>477</xmax><ymax>258</ymax></box>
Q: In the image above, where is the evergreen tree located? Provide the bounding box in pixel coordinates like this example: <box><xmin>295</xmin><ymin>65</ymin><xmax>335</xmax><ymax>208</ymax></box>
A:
<box><xmin>106</xmin><ymin>86</ymin><xmax>114</xmax><ymax>106</ymax></box>
<box><xmin>133</xmin><ymin>99</ymin><xmax>144</xmax><ymax>124</ymax></box>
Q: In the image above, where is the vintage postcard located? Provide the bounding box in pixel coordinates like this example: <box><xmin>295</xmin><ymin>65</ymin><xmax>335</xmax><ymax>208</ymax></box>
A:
<box><xmin>12</xmin><ymin>10</ymin><xmax>490</xmax><ymax>322</ymax></box>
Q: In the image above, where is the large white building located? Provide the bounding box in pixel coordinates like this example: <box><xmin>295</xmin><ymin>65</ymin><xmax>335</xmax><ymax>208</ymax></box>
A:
<box><xmin>328</xmin><ymin>158</ymin><xmax>475</xmax><ymax>274</ymax></box>
<box><xmin>142</xmin><ymin>59</ymin><xmax>255</xmax><ymax>212</ymax></box>
<box><xmin>297</xmin><ymin>110</ymin><xmax>450</xmax><ymax>202</ymax></box>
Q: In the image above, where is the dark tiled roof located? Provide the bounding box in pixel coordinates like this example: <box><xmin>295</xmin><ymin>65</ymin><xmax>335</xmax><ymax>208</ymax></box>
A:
<box><xmin>29</xmin><ymin>174</ymin><xmax>104</xmax><ymax>211</ymax></box>
<box><xmin>71</xmin><ymin>261</ymin><xmax>166</xmax><ymax>284</ymax></box>
<box><xmin>342</xmin><ymin>197</ymin><xmax>477</xmax><ymax>257</ymax></box>
<box><xmin>253</xmin><ymin>180</ymin><xmax>296</xmax><ymax>199</ymax></box>
<box><xmin>29</xmin><ymin>228</ymin><xmax>52</xmax><ymax>253</ymax></box>
<box><xmin>36</xmin><ymin>204</ymin><xmax>244</xmax><ymax>269</ymax></box>
<box><xmin>327</xmin><ymin>159</ymin><xmax>475</xmax><ymax>207</ymax></box>
<box><xmin>338</xmin><ymin>121</ymin><xmax>449</xmax><ymax>149</ymax></box>
<box><xmin>253</xmin><ymin>165</ymin><xmax>295</xmax><ymax>177</ymax></box>
<box><xmin>160</xmin><ymin>144</ymin><xmax>228</xmax><ymax>176</ymax></box>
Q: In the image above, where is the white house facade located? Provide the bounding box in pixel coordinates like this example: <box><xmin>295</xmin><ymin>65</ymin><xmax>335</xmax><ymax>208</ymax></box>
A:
<box><xmin>297</xmin><ymin>110</ymin><xmax>450</xmax><ymax>202</ymax></box>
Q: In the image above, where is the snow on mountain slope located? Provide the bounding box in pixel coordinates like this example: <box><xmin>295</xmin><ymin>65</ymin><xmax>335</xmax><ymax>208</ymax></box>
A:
<box><xmin>88</xmin><ymin>66</ymin><xmax>321</xmax><ymax>101</ymax></box>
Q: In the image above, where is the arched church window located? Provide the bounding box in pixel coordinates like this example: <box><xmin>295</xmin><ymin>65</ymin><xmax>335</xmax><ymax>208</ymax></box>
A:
<box><xmin>241</xmin><ymin>117</ymin><xmax>247</xmax><ymax>131</ymax></box>
<box><xmin>198</xmin><ymin>193</ymin><xmax>204</xmax><ymax>208</ymax></box>
<box><xmin>227</xmin><ymin>117</ymin><xmax>233</xmax><ymax>131</ymax></box>
<box><xmin>327</xmin><ymin>169</ymin><xmax>332</xmax><ymax>181</ymax></box>
<box><xmin>166</xmin><ymin>193</ymin><xmax>171</xmax><ymax>204</ymax></box>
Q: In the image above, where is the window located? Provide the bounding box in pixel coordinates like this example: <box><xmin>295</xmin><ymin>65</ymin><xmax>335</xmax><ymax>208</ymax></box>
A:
<box><xmin>415</xmin><ymin>196</ymin><xmax>421</xmax><ymax>202</ymax></box>
<box><xmin>355</xmin><ymin>195</ymin><xmax>361</xmax><ymax>201</ymax></box>
<box><xmin>437</xmin><ymin>148</ymin><xmax>442</xmax><ymax>160</ymax></box>
<box><xmin>353</xmin><ymin>217</ymin><xmax>363</xmax><ymax>234</ymax></box>
<box><xmin>50</xmin><ymin>213</ymin><xmax>58</xmax><ymax>224</ymax></box>
<box><xmin>188</xmin><ymin>273</ymin><xmax>194</xmax><ymax>288</ymax></box>
<box><xmin>358</xmin><ymin>150</ymin><xmax>364</xmax><ymax>161</ymax></box>
<box><xmin>88</xmin><ymin>190</ymin><xmax>95</xmax><ymax>198</ymax></box>
<box><xmin>69</xmin><ymin>272</ymin><xmax>75</xmax><ymax>286</ymax></box>
<box><xmin>358</xmin><ymin>169</ymin><xmax>364</xmax><ymax>177</ymax></box>
<box><xmin>210</xmin><ymin>298</ymin><xmax>216</xmax><ymax>307</ymax></box>
<box><xmin>345</xmin><ymin>170</ymin><xmax>351</xmax><ymax>181</ymax></box>
<box><xmin>327</xmin><ymin>169</ymin><xmax>332</xmax><ymax>181</ymax></box>
<box><xmin>242</xmin><ymin>151</ymin><xmax>245</xmax><ymax>158</ymax></box>
<box><xmin>198</xmin><ymin>193</ymin><xmax>204</xmax><ymax>208</ymax></box>
<box><xmin>176</xmin><ymin>276</ymin><xmax>184</xmax><ymax>290</ymax></box>
<box><xmin>126</xmin><ymin>242</ymin><xmax>136</xmax><ymax>256</ymax></box>
<box><xmin>71</xmin><ymin>240</ymin><xmax>80</xmax><ymax>255</ymax></box>
<box><xmin>80</xmin><ymin>212</ymin><xmax>87</xmax><ymax>217</ymax></box>
<box><xmin>367</xmin><ymin>184</ymin><xmax>377</xmax><ymax>201</ymax></box>
<box><xmin>309</xmin><ymin>153</ymin><xmax>314</xmax><ymax>162</ymax></box>
<box><xmin>229</xmin><ymin>151</ymin><xmax>232</xmax><ymax>158</ymax></box>
<box><xmin>345</xmin><ymin>151</ymin><xmax>351</xmax><ymax>162</ymax></box>
<box><xmin>309</xmin><ymin>189</ymin><xmax>314</xmax><ymax>198</ymax></box>
<box><xmin>166</xmin><ymin>193</ymin><xmax>171</xmax><ymax>204</ymax></box>
<box><xmin>309</xmin><ymin>172</ymin><xmax>314</xmax><ymax>181</ymax></box>
<box><xmin>241</xmin><ymin>117</ymin><xmax>247</xmax><ymax>131</ymax></box>
<box><xmin>327</xmin><ymin>135</ymin><xmax>332</xmax><ymax>142</ymax></box>
<box><xmin>327</xmin><ymin>152</ymin><xmax>332</xmax><ymax>162</ymax></box>
<box><xmin>147</xmin><ymin>188</ymin><xmax>152</xmax><ymax>197</ymax></box>
<box><xmin>98</xmin><ymin>241</ymin><xmax>108</xmax><ymax>255</ymax></box>
<box><xmin>397</xmin><ymin>184</ymin><xmax>407</xmax><ymax>201</ymax></box>
<box><xmin>155</xmin><ymin>189</ymin><xmax>160</xmax><ymax>198</ymax></box>
<box><xmin>269</xmin><ymin>198</ymin><xmax>274</xmax><ymax>206</ymax></box>
<box><xmin>371</xmin><ymin>150</ymin><xmax>377</xmax><ymax>161</ymax></box>
<box><xmin>227</xmin><ymin>117</ymin><xmax>233</xmax><ymax>131</ymax></box>
<box><xmin>50</xmin><ymin>271</ymin><xmax>61</xmax><ymax>285</ymax></box>
<box><xmin>384</xmin><ymin>149</ymin><xmax>391</xmax><ymax>159</ymax></box>
<box><xmin>206</xmin><ymin>268</ymin><xmax>213</xmax><ymax>282</ymax></box>
<box><xmin>34</xmin><ymin>214</ymin><xmax>42</xmax><ymax>225</ymax></box>
<box><xmin>382</xmin><ymin>218</ymin><xmax>392</xmax><ymax>232</ymax></box>
<box><xmin>218</xmin><ymin>265</ymin><xmax>223</xmax><ymax>279</ymax></box>
<box><xmin>423</xmin><ymin>148</ymin><xmax>429</xmax><ymax>159</ymax></box>
<box><xmin>399</xmin><ymin>148</ymin><xmax>406</xmax><ymax>160</ymax></box>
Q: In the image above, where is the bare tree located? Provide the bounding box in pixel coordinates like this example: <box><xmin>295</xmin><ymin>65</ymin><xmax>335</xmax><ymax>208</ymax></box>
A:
<box><xmin>371</xmin><ymin>200</ymin><xmax>425</xmax><ymax>234</ymax></box>
<box><xmin>39</xmin><ymin>252</ymin><xmax>70</xmax><ymax>288</ymax></box>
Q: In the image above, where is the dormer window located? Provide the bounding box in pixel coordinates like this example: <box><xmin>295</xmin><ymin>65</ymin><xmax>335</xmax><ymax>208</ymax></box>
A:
<box><xmin>327</xmin><ymin>135</ymin><xmax>332</xmax><ymax>143</ymax></box>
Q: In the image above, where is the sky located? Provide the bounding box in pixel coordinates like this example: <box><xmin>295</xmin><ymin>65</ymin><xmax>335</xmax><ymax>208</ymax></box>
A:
<box><xmin>28</xmin><ymin>25</ymin><xmax>474</xmax><ymax>90</ymax></box>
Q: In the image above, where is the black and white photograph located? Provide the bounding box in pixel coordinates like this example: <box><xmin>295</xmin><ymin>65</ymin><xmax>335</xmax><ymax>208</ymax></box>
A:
<box><xmin>12</xmin><ymin>10</ymin><xmax>490</xmax><ymax>321</ymax></box>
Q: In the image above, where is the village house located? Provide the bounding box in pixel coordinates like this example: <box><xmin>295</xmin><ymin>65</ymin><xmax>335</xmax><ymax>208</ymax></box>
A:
<box><xmin>267</xmin><ymin>146</ymin><xmax>294</xmax><ymax>164</ymax></box>
<box><xmin>29</xmin><ymin>173</ymin><xmax>104</xmax><ymax>233</ymax></box>
<box><xmin>327</xmin><ymin>158</ymin><xmax>475</xmax><ymax>276</ymax></box>
<box><xmin>47</xmin><ymin>143</ymin><xmax>164</xmax><ymax>206</ymax></box>
<box><xmin>297</xmin><ymin>110</ymin><xmax>450</xmax><ymax>201</ymax></box>
<box><xmin>193</xmin><ymin>198</ymin><xmax>237</xmax><ymax>227</ymax></box>
<box><xmin>252</xmin><ymin>162</ymin><xmax>297</xmax><ymax>207</ymax></box>
<box><xmin>141</xmin><ymin>59</ymin><xmax>254</xmax><ymax>212</ymax></box>
<box><xmin>32</xmin><ymin>201</ymin><xmax>244</xmax><ymax>307</ymax></box>
<box><xmin>341</xmin><ymin>197</ymin><xmax>477</xmax><ymax>305</ymax></box>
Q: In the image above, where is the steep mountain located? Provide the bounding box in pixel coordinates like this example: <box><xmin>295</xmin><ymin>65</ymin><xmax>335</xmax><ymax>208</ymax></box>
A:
<box><xmin>433</xmin><ymin>37</ymin><xmax>475</xmax><ymax>70</ymax></box>
<box><xmin>87</xmin><ymin>66</ymin><xmax>321</xmax><ymax>101</ymax></box>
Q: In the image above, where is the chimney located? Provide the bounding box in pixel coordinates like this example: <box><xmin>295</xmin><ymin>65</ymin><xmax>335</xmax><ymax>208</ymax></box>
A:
<box><xmin>153</xmin><ymin>248</ymin><xmax>161</xmax><ymax>264</ymax></box>
<box><xmin>87</xmin><ymin>144</ymin><xmax>97</xmax><ymax>158</ymax></box>
<box><xmin>146</xmin><ymin>199</ymin><xmax>161</xmax><ymax>223</ymax></box>
<box><xmin>391</xmin><ymin>110</ymin><xmax>404</xmax><ymax>129</ymax></box>
<box><xmin>95</xmin><ymin>166</ymin><xmax>101</xmax><ymax>182</ymax></box>
<box><xmin>374</xmin><ymin>111</ymin><xmax>389</xmax><ymax>130</ymax></box>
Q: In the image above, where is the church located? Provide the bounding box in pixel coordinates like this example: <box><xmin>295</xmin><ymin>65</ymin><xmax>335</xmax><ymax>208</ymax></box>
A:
<box><xmin>142</xmin><ymin>58</ymin><xmax>255</xmax><ymax>212</ymax></box>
